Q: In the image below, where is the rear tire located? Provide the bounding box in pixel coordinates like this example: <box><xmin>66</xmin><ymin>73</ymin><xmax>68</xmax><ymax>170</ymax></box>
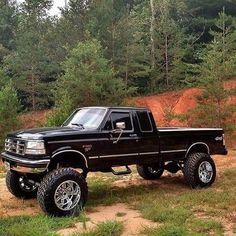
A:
<box><xmin>183</xmin><ymin>152</ymin><xmax>216</xmax><ymax>189</ymax></box>
<box><xmin>137</xmin><ymin>163</ymin><xmax>164</xmax><ymax>180</ymax></box>
<box><xmin>6</xmin><ymin>170</ymin><xmax>37</xmax><ymax>199</ymax></box>
<box><xmin>37</xmin><ymin>168</ymin><xmax>88</xmax><ymax>217</ymax></box>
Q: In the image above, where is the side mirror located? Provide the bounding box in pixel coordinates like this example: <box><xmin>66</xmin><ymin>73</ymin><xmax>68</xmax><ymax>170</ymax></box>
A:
<box><xmin>116</xmin><ymin>122</ymin><xmax>126</xmax><ymax>130</ymax></box>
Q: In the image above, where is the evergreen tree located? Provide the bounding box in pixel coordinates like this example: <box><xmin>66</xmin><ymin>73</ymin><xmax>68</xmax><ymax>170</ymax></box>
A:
<box><xmin>0</xmin><ymin>0</ymin><xmax>18</xmax><ymax>51</ymax></box>
<box><xmin>189</xmin><ymin>9</ymin><xmax>236</xmax><ymax>129</ymax></box>
<box><xmin>0</xmin><ymin>81</ymin><xmax>20</xmax><ymax>149</ymax></box>
<box><xmin>47</xmin><ymin>39</ymin><xmax>136</xmax><ymax>126</ymax></box>
<box><xmin>150</xmin><ymin>0</ymin><xmax>187</xmax><ymax>91</ymax></box>
<box><xmin>4</xmin><ymin>0</ymin><xmax>55</xmax><ymax>110</ymax></box>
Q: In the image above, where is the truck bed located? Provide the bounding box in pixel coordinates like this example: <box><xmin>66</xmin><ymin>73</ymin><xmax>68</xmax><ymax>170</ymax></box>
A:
<box><xmin>157</xmin><ymin>127</ymin><xmax>226</xmax><ymax>158</ymax></box>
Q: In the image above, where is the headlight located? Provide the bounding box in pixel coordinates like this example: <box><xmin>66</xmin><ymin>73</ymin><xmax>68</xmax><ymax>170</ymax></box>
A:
<box><xmin>25</xmin><ymin>140</ymin><xmax>46</xmax><ymax>155</ymax></box>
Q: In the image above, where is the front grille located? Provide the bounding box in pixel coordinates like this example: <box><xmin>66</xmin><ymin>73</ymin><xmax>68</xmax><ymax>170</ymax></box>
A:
<box><xmin>5</xmin><ymin>138</ymin><xmax>26</xmax><ymax>155</ymax></box>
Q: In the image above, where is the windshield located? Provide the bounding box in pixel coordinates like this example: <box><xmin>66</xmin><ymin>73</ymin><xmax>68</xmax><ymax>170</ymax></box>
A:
<box><xmin>64</xmin><ymin>108</ymin><xmax>107</xmax><ymax>129</ymax></box>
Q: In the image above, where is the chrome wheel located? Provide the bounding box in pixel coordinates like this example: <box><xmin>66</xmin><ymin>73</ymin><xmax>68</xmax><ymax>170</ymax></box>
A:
<box><xmin>54</xmin><ymin>180</ymin><xmax>81</xmax><ymax>211</ymax></box>
<box><xmin>19</xmin><ymin>176</ymin><xmax>37</xmax><ymax>192</ymax></box>
<box><xmin>198</xmin><ymin>161</ymin><xmax>213</xmax><ymax>183</ymax></box>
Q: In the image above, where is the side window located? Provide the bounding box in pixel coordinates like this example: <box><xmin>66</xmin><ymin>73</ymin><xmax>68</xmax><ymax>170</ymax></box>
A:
<box><xmin>103</xmin><ymin>116</ymin><xmax>113</xmax><ymax>130</ymax></box>
<box><xmin>110</xmin><ymin>112</ymin><xmax>133</xmax><ymax>131</ymax></box>
<box><xmin>137</xmin><ymin>111</ymin><xmax>152</xmax><ymax>132</ymax></box>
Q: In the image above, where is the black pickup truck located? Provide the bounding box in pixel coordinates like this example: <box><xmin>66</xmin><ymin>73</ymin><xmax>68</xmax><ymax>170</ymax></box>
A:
<box><xmin>1</xmin><ymin>107</ymin><xmax>227</xmax><ymax>216</ymax></box>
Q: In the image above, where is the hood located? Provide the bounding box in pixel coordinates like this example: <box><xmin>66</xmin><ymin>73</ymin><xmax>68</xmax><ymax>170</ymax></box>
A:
<box><xmin>7</xmin><ymin>126</ymin><xmax>84</xmax><ymax>140</ymax></box>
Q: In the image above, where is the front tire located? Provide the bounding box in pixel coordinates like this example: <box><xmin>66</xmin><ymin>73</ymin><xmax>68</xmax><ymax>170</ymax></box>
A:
<box><xmin>6</xmin><ymin>170</ymin><xmax>38</xmax><ymax>199</ymax></box>
<box><xmin>37</xmin><ymin>168</ymin><xmax>88</xmax><ymax>217</ymax></box>
<box><xmin>183</xmin><ymin>153</ymin><xmax>216</xmax><ymax>189</ymax></box>
<box><xmin>137</xmin><ymin>163</ymin><xmax>164</xmax><ymax>180</ymax></box>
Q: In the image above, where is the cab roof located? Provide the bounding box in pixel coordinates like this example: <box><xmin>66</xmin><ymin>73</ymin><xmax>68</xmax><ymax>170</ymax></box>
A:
<box><xmin>81</xmin><ymin>106</ymin><xmax>149</xmax><ymax>111</ymax></box>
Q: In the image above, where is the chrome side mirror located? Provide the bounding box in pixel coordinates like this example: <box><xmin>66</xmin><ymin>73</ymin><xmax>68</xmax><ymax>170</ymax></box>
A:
<box><xmin>113</xmin><ymin>122</ymin><xmax>126</xmax><ymax>144</ymax></box>
<box><xmin>116</xmin><ymin>122</ymin><xmax>126</xmax><ymax>130</ymax></box>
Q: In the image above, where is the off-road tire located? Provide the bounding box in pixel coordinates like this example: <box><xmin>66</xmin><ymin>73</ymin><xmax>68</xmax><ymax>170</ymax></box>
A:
<box><xmin>183</xmin><ymin>152</ymin><xmax>216</xmax><ymax>189</ymax></box>
<box><xmin>6</xmin><ymin>170</ymin><xmax>37</xmax><ymax>199</ymax></box>
<box><xmin>137</xmin><ymin>163</ymin><xmax>164</xmax><ymax>180</ymax></box>
<box><xmin>37</xmin><ymin>168</ymin><xmax>88</xmax><ymax>217</ymax></box>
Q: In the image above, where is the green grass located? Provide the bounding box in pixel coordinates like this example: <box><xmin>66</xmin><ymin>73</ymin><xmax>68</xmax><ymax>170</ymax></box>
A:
<box><xmin>142</xmin><ymin>224</ymin><xmax>188</xmax><ymax>236</ymax></box>
<box><xmin>74</xmin><ymin>220</ymin><xmax>123</xmax><ymax>236</ymax></box>
<box><xmin>142</xmin><ymin>219</ymin><xmax>223</xmax><ymax>236</ymax></box>
<box><xmin>0</xmin><ymin>215</ymin><xmax>85</xmax><ymax>236</ymax></box>
<box><xmin>187</xmin><ymin>218</ymin><xmax>223</xmax><ymax>235</ymax></box>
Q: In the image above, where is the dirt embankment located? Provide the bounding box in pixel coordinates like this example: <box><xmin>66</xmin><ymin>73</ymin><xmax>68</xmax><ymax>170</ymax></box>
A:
<box><xmin>133</xmin><ymin>80</ymin><xmax>236</xmax><ymax>127</ymax></box>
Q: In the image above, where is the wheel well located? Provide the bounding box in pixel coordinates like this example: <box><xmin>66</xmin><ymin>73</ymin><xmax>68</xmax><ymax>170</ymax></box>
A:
<box><xmin>47</xmin><ymin>152</ymin><xmax>87</xmax><ymax>171</ymax></box>
<box><xmin>186</xmin><ymin>143</ymin><xmax>209</xmax><ymax>158</ymax></box>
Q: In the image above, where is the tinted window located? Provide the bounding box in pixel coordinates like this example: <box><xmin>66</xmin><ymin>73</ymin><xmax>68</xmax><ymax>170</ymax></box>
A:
<box><xmin>103</xmin><ymin>116</ymin><xmax>113</xmax><ymax>130</ymax></box>
<box><xmin>110</xmin><ymin>112</ymin><xmax>132</xmax><ymax>130</ymax></box>
<box><xmin>137</xmin><ymin>111</ymin><xmax>152</xmax><ymax>131</ymax></box>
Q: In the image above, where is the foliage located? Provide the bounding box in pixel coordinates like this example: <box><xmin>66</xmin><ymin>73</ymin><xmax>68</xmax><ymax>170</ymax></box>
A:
<box><xmin>46</xmin><ymin>39</ymin><xmax>135</xmax><ymax>126</ymax></box>
<box><xmin>46</xmin><ymin>90</ymin><xmax>74</xmax><ymax>126</ymax></box>
<box><xmin>0</xmin><ymin>80</ymin><xmax>21</xmax><ymax>149</ymax></box>
<box><xmin>0</xmin><ymin>214</ymin><xmax>83</xmax><ymax>236</ymax></box>
<box><xmin>185</xmin><ymin>9</ymin><xmax>236</xmax><ymax>130</ymax></box>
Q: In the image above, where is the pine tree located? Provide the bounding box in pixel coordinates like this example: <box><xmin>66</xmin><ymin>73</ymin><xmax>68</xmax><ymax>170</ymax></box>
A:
<box><xmin>190</xmin><ymin>8</ymin><xmax>236</xmax><ymax>130</ymax></box>
<box><xmin>151</xmin><ymin>0</ymin><xmax>187</xmax><ymax>91</ymax></box>
<box><xmin>4</xmin><ymin>0</ymin><xmax>55</xmax><ymax>110</ymax></box>
<box><xmin>47</xmin><ymin>39</ymin><xmax>136</xmax><ymax>126</ymax></box>
<box><xmin>0</xmin><ymin>81</ymin><xmax>21</xmax><ymax>149</ymax></box>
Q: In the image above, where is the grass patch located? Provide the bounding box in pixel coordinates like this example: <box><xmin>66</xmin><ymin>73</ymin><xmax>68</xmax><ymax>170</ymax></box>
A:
<box><xmin>0</xmin><ymin>214</ymin><xmax>85</xmax><ymax>236</ymax></box>
<box><xmin>140</xmin><ymin>204</ymin><xmax>191</xmax><ymax>225</ymax></box>
<box><xmin>142</xmin><ymin>224</ymin><xmax>188</xmax><ymax>236</ymax></box>
<box><xmin>75</xmin><ymin>220</ymin><xmax>123</xmax><ymax>236</ymax></box>
<box><xmin>187</xmin><ymin>218</ymin><xmax>223</xmax><ymax>235</ymax></box>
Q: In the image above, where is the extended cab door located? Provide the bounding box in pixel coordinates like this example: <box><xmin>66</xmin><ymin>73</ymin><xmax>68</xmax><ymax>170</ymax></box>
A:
<box><xmin>135</xmin><ymin>110</ymin><xmax>160</xmax><ymax>164</ymax></box>
<box><xmin>98</xmin><ymin>110</ymin><xmax>140</xmax><ymax>166</ymax></box>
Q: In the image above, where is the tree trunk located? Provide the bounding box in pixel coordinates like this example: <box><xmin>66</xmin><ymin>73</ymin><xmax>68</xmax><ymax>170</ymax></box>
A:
<box><xmin>150</xmin><ymin>0</ymin><xmax>155</xmax><ymax>70</ymax></box>
<box><xmin>222</xmin><ymin>6</ymin><xmax>226</xmax><ymax>68</ymax></box>
<box><xmin>31</xmin><ymin>67</ymin><xmax>36</xmax><ymax>111</ymax></box>
<box><xmin>164</xmin><ymin>34</ymin><xmax>169</xmax><ymax>87</ymax></box>
<box><xmin>111</xmin><ymin>0</ymin><xmax>115</xmax><ymax>67</ymax></box>
<box><xmin>150</xmin><ymin>0</ymin><xmax>156</xmax><ymax>92</ymax></box>
<box><xmin>125</xmin><ymin>43</ymin><xmax>129</xmax><ymax>88</ymax></box>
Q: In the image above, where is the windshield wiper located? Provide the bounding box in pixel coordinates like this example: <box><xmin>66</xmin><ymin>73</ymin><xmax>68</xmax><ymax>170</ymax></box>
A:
<box><xmin>71</xmin><ymin>123</ymin><xmax>85</xmax><ymax>129</ymax></box>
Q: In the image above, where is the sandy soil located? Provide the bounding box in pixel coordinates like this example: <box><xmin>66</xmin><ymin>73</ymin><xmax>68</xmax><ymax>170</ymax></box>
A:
<box><xmin>58</xmin><ymin>203</ymin><xmax>158</xmax><ymax>236</ymax></box>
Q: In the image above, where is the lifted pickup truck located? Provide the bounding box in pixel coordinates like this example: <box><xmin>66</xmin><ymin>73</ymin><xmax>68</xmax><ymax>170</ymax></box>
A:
<box><xmin>1</xmin><ymin>107</ymin><xmax>227</xmax><ymax>216</ymax></box>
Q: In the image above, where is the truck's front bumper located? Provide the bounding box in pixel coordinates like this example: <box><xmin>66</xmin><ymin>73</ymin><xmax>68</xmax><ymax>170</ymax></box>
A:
<box><xmin>1</xmin><ymin>152</ymin><xmax>50</xmax><ymax>174</ymax></box>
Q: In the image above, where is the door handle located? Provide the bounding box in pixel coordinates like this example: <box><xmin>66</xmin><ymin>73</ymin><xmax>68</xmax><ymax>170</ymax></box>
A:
<box><xmin>129</xmin><ymin>134</ymin><xmax>137</xmax><ymax>137</ymax></box>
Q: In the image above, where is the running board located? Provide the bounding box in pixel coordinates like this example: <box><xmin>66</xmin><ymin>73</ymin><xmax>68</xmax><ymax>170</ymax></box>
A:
<box><xmin>111</xmin><ymin>166</ymin><xmax>132</xmax><ymax>175</ymax></box>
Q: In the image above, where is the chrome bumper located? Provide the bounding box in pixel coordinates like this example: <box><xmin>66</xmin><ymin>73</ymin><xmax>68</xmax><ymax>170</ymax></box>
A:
<box><xmin>1</xmin><ymin>152</ymin><xmax>50</xmax><ymax>174</ymax></box>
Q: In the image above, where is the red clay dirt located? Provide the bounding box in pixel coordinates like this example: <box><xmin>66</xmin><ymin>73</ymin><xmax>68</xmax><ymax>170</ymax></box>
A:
<box><xmin>19</xmin><ymin>110</ymin><xmax>50</xmax><ymax>129</ymax></box>
<box><xmin>133</xmin><ymin>80</ymin><xmax>236</xmax><ymax>127</ymax></box>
